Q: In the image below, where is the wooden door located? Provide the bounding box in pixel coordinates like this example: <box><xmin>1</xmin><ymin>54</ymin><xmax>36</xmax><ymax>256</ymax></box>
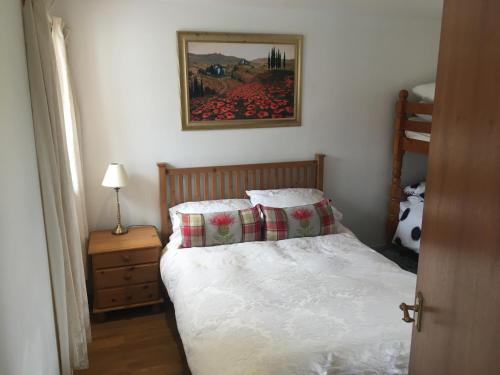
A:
<box><xmin>408</xmin><ymin>0</ymin><xmax>500</xmax><ymax>374</ymax></box>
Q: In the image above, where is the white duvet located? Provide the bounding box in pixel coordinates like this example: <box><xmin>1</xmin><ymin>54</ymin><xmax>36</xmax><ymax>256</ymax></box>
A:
<box><xmin>161</xmin><ymin>231</ymin><xmax>416</xmax><ymax>375</ymax></box>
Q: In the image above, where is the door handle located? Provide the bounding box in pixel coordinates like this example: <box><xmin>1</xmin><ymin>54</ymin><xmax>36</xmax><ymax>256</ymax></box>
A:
<box><xmin>399</xmin><ymin>302</ymin><xmax>416</xmax><ymax>323</ymax></box>
<box><xmin>399</xmin><ymin>291</ymin><xmax>424</xmax><ymax>331</ymax></box>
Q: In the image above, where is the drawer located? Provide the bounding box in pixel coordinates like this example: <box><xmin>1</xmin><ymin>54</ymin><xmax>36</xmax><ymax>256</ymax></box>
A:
<box><xmin>94</xmin><ymin>282</ymin><xmax>160</xmax><ymax>309</ymax></box>
<box><xmin>94</xmin><ymin>263</ymin><xmax>158</xmax><ymax>289</ymax></box>
<box><xmin>92</xmin><ymin>247</ymin><xmax>159</xmax><ymax>269</ymax></box>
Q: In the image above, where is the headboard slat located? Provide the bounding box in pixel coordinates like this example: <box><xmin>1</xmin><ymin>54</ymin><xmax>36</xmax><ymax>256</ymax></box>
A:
<box><xmin>178</xmin><ymin>174</ymin><xmax>184</xmax><ymax>203</ymax></box>
<box><xmin>226</xmin><ymin>171</ymin><xmax>232</xmax><ymax>197</ymax></box>
<box><xmin>204</xmin><ymin>174</ymin><xmax>209</xmax><ymax>199</ymax></box>
<box><xmin>274</xmin><ymin>169</ymin><xmax>279</xmax><ymax>188</ymax></box>
<box><xmin>243</xmin><ymin>170</ymin><xmax>249</xmax><ymax>193</ymax></box>
<box><xmin>211</xmin><ymin>173</ymin><xmax>217</xmax><ymax>200</ymax></box>
<box><xmin>187</xmin><ymin>174</ymin><xmax>192</xmax><ymax>201</ymax></box>
<box><xmin>219</xmin><ymin>172</ymin><xmax>225</xmax><ymax>198</ymax></box>
<box><xmin>292</xmin><ymin>168</ymin><xmax>297</xmax><ymax>187</ymax></box>
<box><xmin>169</xmin><ymin>174</ymin><xmax>176</xmax><ymax>206</ymax></box>
<box><xmin>195</xmin><ymin>174</ymin><xmax>201</xmax><ymax>201</ymax></box>
<box><xmin>235</xmin><ymin>171</ymin><xmax>241</xmax><ymax>198</ymax></box>
<box><xmin>283</xmin><ymin>168</ymin><xmax>289</xmax><ymax>188</ymax></box>
<box><xmin>157</xmin><ymin>154</ymin><xmax>326</xmax><ymax>244</ymax></box>
<box><xmin>250</xmin><ymin>170</ymin><xmax>256</xmax><ymax>190</ymax></box>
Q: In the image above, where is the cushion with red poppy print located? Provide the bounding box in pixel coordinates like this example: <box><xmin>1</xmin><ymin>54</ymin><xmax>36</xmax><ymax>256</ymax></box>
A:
<box><xmin>178</xmin><ymin>206</ymin><xmax>261</xmax><ymax>248</ymax></box>
<box><xmin>258</xmin><ymin>199</ymin><xmax>335</xmax><ymax>241</ymax></box>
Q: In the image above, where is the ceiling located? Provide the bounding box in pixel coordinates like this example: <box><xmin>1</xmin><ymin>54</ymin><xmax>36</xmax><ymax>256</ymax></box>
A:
<box><xmin>161</xmin><ymin>0</ymin><xmax>443</xmax><ymax>19</ymax></box>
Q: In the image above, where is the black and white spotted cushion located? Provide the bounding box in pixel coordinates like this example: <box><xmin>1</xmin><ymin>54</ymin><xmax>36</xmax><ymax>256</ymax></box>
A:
<box><xmin>403</xmin><ymin>181</ymin><xmax>426</xmax><ymax>200</ymax></box>
<box><xmin>393</xmin><ymin>195</ymin><xmax>424</xmax><ymax>253</ymax></box>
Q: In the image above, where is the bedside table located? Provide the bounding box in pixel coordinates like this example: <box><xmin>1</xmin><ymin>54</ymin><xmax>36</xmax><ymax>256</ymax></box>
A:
<box><xmin>88</xmin><ymin>226</ymin><xmax>163</xmax><ymax>319</ymax></box>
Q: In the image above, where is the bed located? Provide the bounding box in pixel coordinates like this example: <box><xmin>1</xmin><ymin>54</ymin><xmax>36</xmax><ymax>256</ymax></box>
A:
<box><xmin>387</xmin><ymin>84</ymin><xmax>433</xmax><ymax>242</ymax></box>
<box><xmin>157</xmin><ymin>155</ymin><xmax>417</xmax><ymax>374</ymax></box>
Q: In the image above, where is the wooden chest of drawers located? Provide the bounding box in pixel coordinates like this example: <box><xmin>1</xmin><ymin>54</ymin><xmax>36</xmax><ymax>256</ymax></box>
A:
<box><xmin>88</xmin><ymin>226</ymin><xmax>163</xmax><ymax>317</ymax></box>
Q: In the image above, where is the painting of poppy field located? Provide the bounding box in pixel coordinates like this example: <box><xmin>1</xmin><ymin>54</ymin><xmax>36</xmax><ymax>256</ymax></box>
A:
<box><xmin>178</xmin><ymin>32</ymin><xmax>302</xmax><ymax>130</ymax></box>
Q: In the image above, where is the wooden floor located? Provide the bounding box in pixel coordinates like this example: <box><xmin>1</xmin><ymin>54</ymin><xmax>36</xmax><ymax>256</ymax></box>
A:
<box><xmin>76</xmin><ymin>304</ymin><xmax>187</xmax><ymax>375</ymax></box>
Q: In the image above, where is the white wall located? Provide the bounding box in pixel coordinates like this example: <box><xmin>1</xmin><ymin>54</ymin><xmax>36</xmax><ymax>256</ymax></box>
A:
<box><xmin>55</xmin><ymin>0</ymin><xmax>441</xmax><ymax>246</ymax></box>
<box><xmin>0</xmin><ymin>1</ymin><xmax>59</xmax><ymax>374</ymax></box>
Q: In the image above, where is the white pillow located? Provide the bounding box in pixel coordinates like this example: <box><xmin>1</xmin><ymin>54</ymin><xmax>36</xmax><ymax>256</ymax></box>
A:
<box><xmin>412</xmin><ymin>82</ymin><xmax>435</xmax><ymax>103</ymax></box>
<box><xmin>169</xmin><ymin>198</ymin><xmax>252</xmax><ymax>232</ymax></box>
<box><xmin>246</xmin><ymin>188</ymin><xmax>343</xmax><ymax>221</ymax></box>
<box><xmin>246</xmin><ymin>188</ymin><xmax>324</xmax><ymax>207</ymax></box>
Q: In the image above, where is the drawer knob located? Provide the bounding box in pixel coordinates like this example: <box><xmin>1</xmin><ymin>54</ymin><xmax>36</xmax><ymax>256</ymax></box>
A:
<box><xmin>124</xmin><ymin>273</ymin><xmax>132</xmax><ymax>281</ymax></box>
<box><xmin>122</xmin><ymin>255</ymin><xmax>131</xmax><ymax>263</ymax></box>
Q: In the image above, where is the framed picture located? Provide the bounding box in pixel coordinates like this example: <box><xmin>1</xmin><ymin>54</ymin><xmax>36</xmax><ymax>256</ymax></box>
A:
<box><xmin>177</xmin><ymin>31</ymin><xmax>302</xmax><ymax>130</ymax></box>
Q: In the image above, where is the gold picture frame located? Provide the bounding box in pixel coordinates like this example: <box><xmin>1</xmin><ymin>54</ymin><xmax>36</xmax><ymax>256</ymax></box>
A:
<box><xmin>177</xmin><ymin>31</ymin><xmax>303</xmax><ymax>130</ymax></box>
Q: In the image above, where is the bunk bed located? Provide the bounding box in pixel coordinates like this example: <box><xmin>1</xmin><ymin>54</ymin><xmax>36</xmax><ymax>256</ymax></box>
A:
<box><xmin>386</xmin><ymin>88</ymin><xmax>433</xmax><ymax>250</ymax></box>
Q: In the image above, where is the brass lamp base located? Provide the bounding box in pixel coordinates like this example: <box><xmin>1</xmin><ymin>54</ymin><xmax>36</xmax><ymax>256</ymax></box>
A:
<box><xmin>111</xmin><ymin>187</ymin><xmax>127</xmax><ymax>235</ymax></box>
<box><xmin>112</xmin><ymin>223</ymin><xmax>128</xmax><ymax>235</ymax></box>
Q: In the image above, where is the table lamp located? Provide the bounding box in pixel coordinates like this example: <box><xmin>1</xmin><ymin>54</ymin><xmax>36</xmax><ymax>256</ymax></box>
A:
<box><xmin>102</xmin><ymin>163</ymin><xmax>128</xmax><ymax>235</ymax></box>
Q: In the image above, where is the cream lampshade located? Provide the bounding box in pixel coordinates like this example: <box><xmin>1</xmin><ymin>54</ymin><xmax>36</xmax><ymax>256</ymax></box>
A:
<box><xmin>102</xmin><ymin>163</ymin><xmax>128</xmax><ymax>235</ymax></box>
<box><xmin>102</xmin><ymin>163</ymin><xmax>128</xmax><ymax>188</ymax></box>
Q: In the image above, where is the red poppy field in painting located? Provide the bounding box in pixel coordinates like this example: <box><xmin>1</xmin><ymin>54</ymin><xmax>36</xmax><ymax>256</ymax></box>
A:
<box><xmin>190</xmin><ymin>74</ymin><xmax>295</xmax><ymax>122</ymax></box>
<box><xmin>186</xmin><ymin>42</ymin><xmax>297</xmax><ymax>125</ymax></box>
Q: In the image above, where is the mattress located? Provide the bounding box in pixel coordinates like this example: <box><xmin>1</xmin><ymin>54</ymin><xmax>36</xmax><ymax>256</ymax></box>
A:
<box><xmin>405</xmin><ymin>116</ymin><xmax>431</xmax><ymax>142</ymax></box>
<box><xmin>405</xmin><ymin>130</ymin><xmax>430</xmax><ymax>142</ymax></box>
<box><xmin>161</xmin><ymin>229</ymin><xmax>416</xmax><ymax>375</ymax></box>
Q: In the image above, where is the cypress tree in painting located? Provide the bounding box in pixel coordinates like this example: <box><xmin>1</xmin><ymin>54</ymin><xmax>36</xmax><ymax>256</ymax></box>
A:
<box><xmin>267</xmin><ymin>46</ymin><xmax>289</xmax><ymax>70</ymax></box>
<box><xmin>189</xmin><ymin>76</ymin><xmax>206</xmax><ymax>98</ymax></box>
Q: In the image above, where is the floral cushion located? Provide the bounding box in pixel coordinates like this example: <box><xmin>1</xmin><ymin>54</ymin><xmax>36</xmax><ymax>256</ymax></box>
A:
<box><xmin>178</xmin><ymin>206</ymin><xmax>261</xmax><ymax>248</ymax></box>
<box><xmin>258</xmin><ymin>199</ymin><xmax>335</xmax><ymax>241</ymax></box>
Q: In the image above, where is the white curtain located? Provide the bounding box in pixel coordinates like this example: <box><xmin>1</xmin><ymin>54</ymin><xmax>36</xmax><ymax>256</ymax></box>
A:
<box><xmin>51</xmin><ymin>16</ymin><xmax>89</xmax><ymax>270</ymax></box>
<box><xmin>23</xmin><ymin>0</ymin><xmax>90</xmax><ymax>373</ymax></box>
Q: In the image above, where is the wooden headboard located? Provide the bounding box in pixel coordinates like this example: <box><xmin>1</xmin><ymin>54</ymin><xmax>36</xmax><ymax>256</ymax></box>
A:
<box><xmin>157</xmin><ymin>154</ymin><xmax>325</xmax><ymax>244</ymax></box>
